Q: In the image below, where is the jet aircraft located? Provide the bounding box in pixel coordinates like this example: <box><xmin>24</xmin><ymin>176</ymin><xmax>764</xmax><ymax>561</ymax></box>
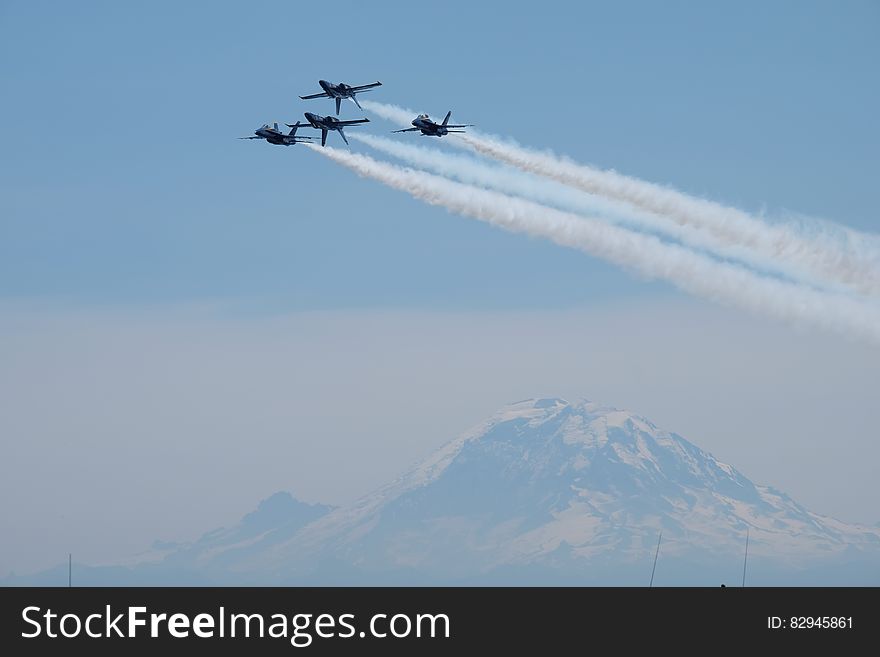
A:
<box><xmin>392</xmin><ymin>111</ymin><xmax>472</xmax><ymax>137</ymax></box>
<box><xmin>302</xmin><ymin>112</ymin><xmax>370</xmax><ymax>146</ymax></box>
<box><xmin>238</xmin><ymin>122</ymin><xmax>313</xmax><ymax>146</ymax></box>
<box><xmin>300</xmin><ymin>80</ymin><xmax>383</xmax><ymax>115</ymax></box>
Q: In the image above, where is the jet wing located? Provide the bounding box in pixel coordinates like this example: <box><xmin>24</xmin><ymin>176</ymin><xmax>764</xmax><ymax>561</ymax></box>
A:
<box><xmin>350</xmin><ymin>81</ymin><xmax>382</xmax><ymax>92</ymax></box>
<box><xmin>335</xmin><ymin>118</ymin><xmax>370</xmax><ymax>126</ymax></box>
<box><xmin>238</xmin><ymin>136</ymin><xmax>263</xmax><ymax>139</ymax></box>
<box><xmin>391</xmin><ymin>127</ymin><xmax>420</xmax><ymax>133</ymax></box>
<box><xmin>444</xmin><ymin>124</ymin><xmax>474</xmax><ymax>128</ymax></box>
<box><xmin>300</xmin><ymin>92</ymin><xmax>331</xmax><ymax>99</ymax></box>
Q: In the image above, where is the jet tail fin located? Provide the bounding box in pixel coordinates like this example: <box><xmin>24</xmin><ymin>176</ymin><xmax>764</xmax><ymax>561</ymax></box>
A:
<box><xmin>274</xmin><ymin>122</ymin><xmax>279</xmax><ymax>132</ymax></box>
<box><xmin>286</xmin><ymin>121</ymin><xmax>301</xmax><ymax>137</ymax></box>
<box><xmin>321</xmin><ymin>129</ymin><xmax>328</xmax><ymax>147</ymax></box>
<box><xmin>351</xmin><ymin>95</ymin><xmax>363</xmax><ymax>110</ymax></box>
<box><xmin>335</xmin><ymin>97</ymin><xmax>341</xmax><ymax>115</ymax></box>
<box><xmin>339</xmin><ymin>127</ymin><xmax>349</xmax><ymax>146</ymax></box>
<box><xmin>442</xmin><ymin>111</ymin><xmax>452</xmax><ymax>126</ymax></box>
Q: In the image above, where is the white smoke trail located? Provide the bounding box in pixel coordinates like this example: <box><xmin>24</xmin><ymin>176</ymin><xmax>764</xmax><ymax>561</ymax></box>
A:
<box><xmin>352</xmin><ymin>133</ymin><xmax>669</xmax><ymax>235</ymax></box>
<box><xmin>457</xmin><ymin>133</ymin><xmax>880</xmax><ymax>297</ymax></box>
<box><xmin>351</xmin><ymin>133</ymin><xmax>858</xmax><ymax>289</ymax></box>
<box><xmin>361</xmin><ymin>99</ymin><xmax>880</xmax><ymax>297</ymax></box>
<box><xmin>305</xmin><ymin>144</ymin><xmax>880</xmax><ymax>344</ymax></box>
<box><xmin>361</xmin><ymin>100</ymin><xmax>422</xmax><ymax>127</ymax></box>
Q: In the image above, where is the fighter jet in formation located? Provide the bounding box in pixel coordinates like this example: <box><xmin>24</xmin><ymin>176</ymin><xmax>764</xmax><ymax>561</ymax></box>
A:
<box><xmin>392</xmin><ymin>111</ymin><xmax>473</xmax><ymax>137</ymax></box>
<box><xmin>238</xmin><ymin>122</ymin><xmax>314</xmax><ymax>146</ymax></box>
<box><xmin>242</xmin><ymin>80</ymin><xmax>474</xmax><ymax>149</ymax></box>
<box><xmin>300</xmin><ymin>80</ymin><xmax>383</xmax><ymax>115</ymax></box>
<box><xmin>302</xmin><ymin>112</ymin><xmax>370</xmax><ymax>146</ymax></box>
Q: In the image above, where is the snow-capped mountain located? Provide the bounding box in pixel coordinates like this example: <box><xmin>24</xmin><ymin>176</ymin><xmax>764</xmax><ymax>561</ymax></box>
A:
<box><xmin>229</xmin><ymin>398</ymin><xmax>879</xmax><ymax>584</ymax></box>
<box><xmin>7</xmin><ymin>398</ymin><xmax>878</xmax><ymax>585</ymax></box>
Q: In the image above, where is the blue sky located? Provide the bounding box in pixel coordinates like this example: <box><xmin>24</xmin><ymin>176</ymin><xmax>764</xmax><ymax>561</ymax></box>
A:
<box><xmin>2</xmin><ymin>0</ymin><xmax>877</xmax><ymax>309</ymax></box>
<box><xmin>2</xmin><ymin>1</ymin><xmax>880</xmax><ymax>576</ymax></box>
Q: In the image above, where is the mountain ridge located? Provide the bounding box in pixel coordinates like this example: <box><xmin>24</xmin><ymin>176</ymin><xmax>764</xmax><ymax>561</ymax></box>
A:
<box><xmin>222</xmin><ymin>397</ymin><xmax>880</xmax><ymax>583</ymax></box>
<box><xmin>6</xmin><ymin>397</ymin><xmax>878</xmax><ymax>585</ymax></box>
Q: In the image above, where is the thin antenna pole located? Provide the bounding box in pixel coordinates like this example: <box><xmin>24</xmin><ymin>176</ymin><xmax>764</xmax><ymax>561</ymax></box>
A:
<box><xmin>68</xmin><ymin>553</ymin><xmax>72</xmax><ymax>588</ymax></box>
<box><xmin>649</xmin><ymin>531</ymin><xmax>662</xmax><ymax>587</ymax></box>
<box><xmin>742</xmin><ymin>528</ymin><xmax>749</xmax><ymax>588</ymax></box>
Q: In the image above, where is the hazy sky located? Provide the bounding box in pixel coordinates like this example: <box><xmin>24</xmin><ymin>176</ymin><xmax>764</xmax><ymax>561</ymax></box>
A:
<box><xmin>1</xmin><ymin>1</ymin><xmax>878</xmax><ymax>575</ymax></box>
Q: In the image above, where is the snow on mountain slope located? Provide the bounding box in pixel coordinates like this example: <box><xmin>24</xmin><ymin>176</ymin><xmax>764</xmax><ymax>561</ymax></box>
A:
<box><xmin>235</xmin><ymin>398</ymin><xmax>879</xmax><ymax>582</ymax></box>
<box><xmin>14</xmin><ymin>398</ymin><xmax>875</xmax><ymax>585</ymax></box>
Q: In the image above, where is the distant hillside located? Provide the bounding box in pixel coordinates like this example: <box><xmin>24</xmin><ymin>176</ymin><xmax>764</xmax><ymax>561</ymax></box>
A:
<box><xmin>7</xmin><ymin>399</ymin><xmax>879</xmax><ymax>585</ymax></box>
